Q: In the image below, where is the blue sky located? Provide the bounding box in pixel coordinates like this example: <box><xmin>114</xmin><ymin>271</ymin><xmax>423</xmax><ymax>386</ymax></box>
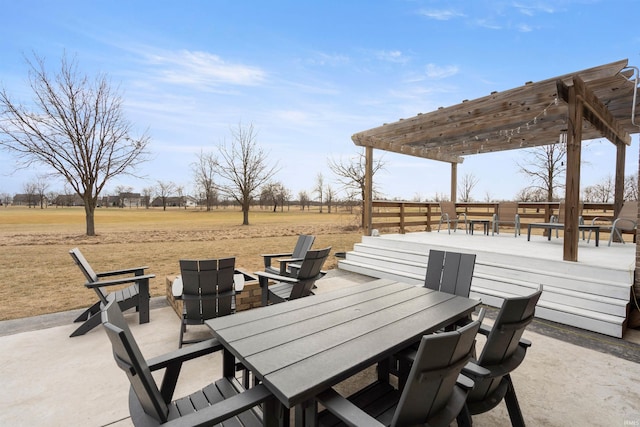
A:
<box><xmin>1</xmin><ymin>0</ymin><xmax>639</xmax><ymax>201</ymax></box>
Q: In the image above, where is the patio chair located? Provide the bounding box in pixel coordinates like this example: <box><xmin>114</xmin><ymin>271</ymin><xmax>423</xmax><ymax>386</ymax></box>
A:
<box><xmin>588</xmin><ymin>201</ymin><xmax>638</xmax><ymax>246</ymax></box>
<box><xmin>492</xmin><ymin>202</ymin><xmax>521</xmax><ymax>237</ymax></box>
<box><xmin>550</xmin><ymin>200</ymin><xmax>585</xmax><ymax>239</ymax></box>
<box><xmin>438</xmin><ymin>201</ymin><xmax>468</xmax><ymax>234</ymax></box>
<box><xmin>425</xmin><ymin>249</ymin><xmax>476</xmax><ymax>298</ymax></box>
<box><xmin>316</xmin><ymin>311</ymin><xmax>484</xmax><ymax>427</ymax></box>
<box><xmin>457</xmin><ymin>286</ymin><xmax>543</xmax><ymax>427</ymax></box>
<box><xmin>256</xmin><ymin>247</ymin><xmax>331</xmax><ymax>306</ymax></box>
<box><xmin>100</xmin><ymin>298</ymin><xmax>276</xmax><ymax>427</ymax></box>
<box><xmin>178</xmin><ymin>257</ymin><xmax>236</xmax><ymax>348</ymax></box>
<box><xmin>68</xmin><ymin>247</ymin><xmax>155</xmax><ymax>338</ymax></box>
<box><xmin>261</xmin><ymin>234</ymin><xmax>315</xmax><ymax>275</ymax></box>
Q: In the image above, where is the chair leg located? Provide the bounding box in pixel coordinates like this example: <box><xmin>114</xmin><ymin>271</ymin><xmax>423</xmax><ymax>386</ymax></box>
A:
<box><xmin>69</xmin><ymin>311</ymin><xmax>102</xmax><ymax>337</ymax></box>
<box><xmin>179</xmin><ymin>321</ymin><xmax>185</xmax><ymax>348</ymax></box>
<box><xmin>504</xmin><ymin>374</ymin><xmax>526</xmax><ymax>427</ymax></box>
<box><xmin>456</xmin><ymin>404</ymin><xmax>473</xmax><ymax>427</ymax></box>
<box><xmin>73</xmin><ymin>301</ymin><xmax>101</xmax><ymax>322</ymax></box>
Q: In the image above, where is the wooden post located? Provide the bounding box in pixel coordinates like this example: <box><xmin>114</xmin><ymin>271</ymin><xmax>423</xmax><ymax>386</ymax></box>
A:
<box><xmin>451</xmin><ymin>163</ymin><xmax>457</xmax><ymax>202</ymax></box>
<box><xmin>613</xmin><ymin>143</ymin><xmax>626</xmax><ymax>242</ymax></box>
<box><xmin>563</xmin><ymin>80</ymin><xmax>583</xmax><ymax>262</ymax></box>
<box><xmin>364</xmin><ymin>146</ymin><xmax>373</xmax><ymax>236</ymax></box>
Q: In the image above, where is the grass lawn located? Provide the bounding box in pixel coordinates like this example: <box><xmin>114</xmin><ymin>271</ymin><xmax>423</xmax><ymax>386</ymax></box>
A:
<box><xmin>0</xmin><ymin>206</ymin><xmax>363</xmax><ymax>321</ymax></box>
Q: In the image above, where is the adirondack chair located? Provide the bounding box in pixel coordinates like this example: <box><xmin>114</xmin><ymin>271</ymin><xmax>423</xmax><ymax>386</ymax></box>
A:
<box><xmin>178</xmin><ymin>257</ymin><xmax>236</xmax><ymax>348</ymax></box>
<box><xmin>492</xmin><ymin>202</ymin><xmax>521</xmax><ymax>237</ymax></box>
<box><xmin>68</xmin><ymin>247</ymin><xmax>155</xmax><ymax>338</ymax></box>
<box><xmin>316</xmin><ymin>310</ymin><xmax>485</xmax><ymax>427</ymax></box>
<box><xmin>589</xmin><ymin>201</ymin><xmax>638</xmax><ymax>246</ymax></box>
<box><xmin>256</xmin><ymin>247</ymin><xmax>331</xmax><ymax>306</ymax></box>
<box><xmin>457</xmin><ymin>286</ymin><xmax>543</xmax><ymax>427</ymax></box>
<box><xmin>100</xmin><ymin>298</ymin><xmax>276</xmax><ymax>427</ymax></box>
<box><xmin>261</xmin><ymin>234</ymin><xmax>315</xmax><ymax>275</ymax></box>
<box><xmin>438</xmin><ymin>201</ymin><xmax>468</xmax><ymax>234</ymax></box>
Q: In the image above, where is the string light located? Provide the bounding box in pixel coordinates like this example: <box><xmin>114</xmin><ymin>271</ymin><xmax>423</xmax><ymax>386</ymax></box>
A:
<box><xmin>494</xmin><ymin>97</ymin><xmax>559</xmax><ymax>142</ymax></box>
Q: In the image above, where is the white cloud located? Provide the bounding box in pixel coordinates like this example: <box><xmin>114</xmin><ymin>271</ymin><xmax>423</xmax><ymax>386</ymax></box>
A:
<box><xmin>418</xmin><ymin>9</ymin><xmax>465</xmax><ymax>20</ymax></box>
<box><xmin>145</xmin><ymin>50</ymin><xmax>266</xmax><ymax>88</ymax></box>
<box><xmin>375</xmin><ymin>50</ymin><xmax>409</xmax><ymax>64</ymax></box>
<box><xmin>425</xmin><ymin>63</ymin><xmax>459</xmax><ymax>79</ymax></box>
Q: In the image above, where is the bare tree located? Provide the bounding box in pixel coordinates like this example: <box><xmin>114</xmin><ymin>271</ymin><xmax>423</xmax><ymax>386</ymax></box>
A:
<box><xmin>585</xmin><ymin>175</ymin><xmax>614</xmax><ymax>203</ymax></box>
<box><xmin>35</xmin><ymin>175</ymin><xmax>50</xmax><ymax>208</ymax></box>
<box><xmin>624</xmin><ymin>173</ymin><xmax>638</xmax><ymax>201</ymax></box>
<box><xmin>314</xmin><ymin>172</ymin><xmax>324</xmax><ymax>213</ymax></box>
<box><xmin>22</xmin><ymin>181</ymin><xmax>38</xmax><ymax>208</ymax></box>
<box><xmin>142</xmin><ymin>187</ymin><xmax>153</xmax><ymax>209</ymax></box>
<box><xmin>298</xmin><ymin>190</ymin><xmax>309</xmax><ymax>211</ymax></box>
<box><xmin>192</xmin><ymin>150</ymin><xmax>217</xmax><ymax>211</ymax></box>
<box><xmin>328</xmin><ymin>150</ymin><xmax>386</xmax><ymax>226</ymax></box>
<box><xmin>517</xmin><ymin>141</ymin><xmax>566</xmax><ymax>202</ymax></box>
<box><xmin>216</xmin><ymin>123</ymin><xmax>279</xmax><ymax>225</ymax></box>
<box><xmin>458</xmin><ymin>173</ymin><xmax>479</xmax><ymax>202</ymax></box>
<box><xmin>155</xmin><ymin>180</ymin><xmax>176</xmax><ymax>210</ymax></box>
<box><xmin>0</xmin><ymin>53</ymin><xmax>150</xmax><ymax>235</ymax></box>
<box><xmin>325</xmin><ymin>184</ymin><xmax>336</xmax><ymax>213</ymax></box>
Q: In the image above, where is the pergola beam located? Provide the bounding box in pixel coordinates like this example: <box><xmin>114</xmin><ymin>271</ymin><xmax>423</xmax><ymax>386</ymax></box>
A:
<box><xmin>556</xmin><ymin>77</ymin><xmax>631</xmax><ymax>146</ymax></box>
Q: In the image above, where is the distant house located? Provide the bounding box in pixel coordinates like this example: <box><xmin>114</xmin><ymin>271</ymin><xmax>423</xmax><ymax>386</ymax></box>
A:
<box><xmin>13</xmin><ymin>193</ymin><xmax>39</xmax><ymax>207</ymax></box>
<box><xmin>55</xmin><ymin>194</ymin><xmax>84</xmax><ymax>206</ymax></box>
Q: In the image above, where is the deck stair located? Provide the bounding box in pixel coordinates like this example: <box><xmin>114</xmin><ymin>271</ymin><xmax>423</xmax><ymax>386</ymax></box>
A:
<box><xmin>338</xmin><ymin>234</ymin><xmax>633</xmax><ymax>338</ymax></box>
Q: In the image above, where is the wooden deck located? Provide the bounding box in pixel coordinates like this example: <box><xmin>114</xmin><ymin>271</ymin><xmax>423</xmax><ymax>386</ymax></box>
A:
<box><xmin>338</xmin><ymin>229</ymin><xmax>635</xmax><ymax>338</ymax></box>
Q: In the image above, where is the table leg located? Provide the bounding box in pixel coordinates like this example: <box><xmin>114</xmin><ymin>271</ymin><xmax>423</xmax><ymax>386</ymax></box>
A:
<box><xmin>222</xmin><ymin>349</ymin><xmax>236</xmax><ymax>379</ymax></box>
<box><xmin>527</xmin><ymin>225</ymin><xmax>532</xmax><ymax>241</ymax></box>
<box><xmin>469</xmin><ymin>222</ymin><xmax>474</xmax><ymax>235</ymax></box>
<box><xmin>595</xmin><ymin>229</ymin><xmax>599</xmax><ymax>247</ymax></box>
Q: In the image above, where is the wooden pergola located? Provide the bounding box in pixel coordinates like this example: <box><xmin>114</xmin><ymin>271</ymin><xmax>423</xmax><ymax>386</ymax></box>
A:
<box><xmin>352</xmin><ymin>59</ymin><xmax>640</xmax><ymax>262</ymax></box>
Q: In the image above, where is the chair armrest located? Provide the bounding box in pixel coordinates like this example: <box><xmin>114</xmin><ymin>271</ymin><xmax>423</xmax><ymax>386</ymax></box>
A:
<box><xmin>590</xmin><ymin>216</ymin><xmax>613</xmax><ymax>225</ymax></box>
<box><xmin>162</xmin><ymin>383</ymin><xmax>274</xmax><ymax>427</ymax></box>
<box><xmin>96</xmin><ymin>266</ymin><xmax>148</xmax><ymax>277</ymax></box>
<box><xmin>316</xmin><ymin>388</ymin><xmax>385</xmax><ymax>427</ymax></box>
<box><xmin>85</xmin><ymin>274</ymin><xmax>155</xmax><ymax>288</ymax></box>
<box><xmin>461</xmin><ymin>361</ymin><xmax>491</xmax><ymax>380</ymax></box>
<box><xmin>456</xmin><ymin>373</ymin><xmax>476</xmax><ymax>391</ymax></box>
<box><xmin>255</xmin><ymin>271</ymin><xmax>299</xmax><ymax>283</ymax></box>
<box><xmin>262</xmin><ymin>252</ymin><xmax>293</xmax><ymax>268</ymax></box>
<box><xmin>147</xmin><ymin>338</ymin><xmax>223</xmax><ymax>371</ymax></box>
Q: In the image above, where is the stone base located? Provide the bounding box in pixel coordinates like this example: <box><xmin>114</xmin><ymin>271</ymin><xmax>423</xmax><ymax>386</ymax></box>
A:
<box><xmin>165</xmin><ymin>269</ymin><xmax>262</xmax><ymax>318</ymax></box>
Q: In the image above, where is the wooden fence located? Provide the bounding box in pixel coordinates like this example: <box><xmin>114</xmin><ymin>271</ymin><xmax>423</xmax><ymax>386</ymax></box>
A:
<box><xmin>371</xmin><ymin>201</ymin><xmax>621</xmax><ymax>234</ymax></box>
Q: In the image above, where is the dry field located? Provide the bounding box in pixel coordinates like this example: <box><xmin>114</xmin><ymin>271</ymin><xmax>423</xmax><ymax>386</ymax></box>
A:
<box><xmin>0</xmin><ymin>206</ymin><xmax>364</xmax><ymax>321</ymax></box>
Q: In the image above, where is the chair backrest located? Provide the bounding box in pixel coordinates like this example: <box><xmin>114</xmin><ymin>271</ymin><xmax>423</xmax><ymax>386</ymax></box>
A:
<box><xmin>292</xmin><ymin>234</ymin><xmax>316</xmax><ymax>259</ymax></box>
<box><xmin>424</xmin><ymin>250</ymin><xmax>476</xmax><ymax>297</ymax></box>
<box><xmin>179</xmin><ymin>257</ymin><xmax>236</xmax><ymax>321</ymax></box>
<box><xmin>69</xmin><ymin>248</ymin><xmax>99</xmax><ymax>282</ymax></box>
<box><xmin>470</xmin><ymin>287</ymin><xmax>542</xmax><ymax>402</ymax></box>
<box><xmin>556</xmin><ymin>200</ymin><xmax>583</xmax><ymax>223</ymax></box>
<box><xmin>101</xmin><ymin>298</ymin><xmax>169</xmax><ymax>423</ymax></box>
<box><xmin>288</xmin><ymin>247</ymin><xmax>331</xmax><ymax>300</ymax></box>
<box><xmin>392</xmin><ymin>313</ymin><xmax>483</xmax><ymax>426</ymax></box>
<box><xmin>69</xmin><ymin>247</ymin><xmax>109</xmax><ymax>302</ymax></box>
<box><xmin>497</xmin><ymin>202</ymin><xmax>519</xmax><ymax>220</ymax></box>
<box><xmin>440</xmin><ymin>201</ymin><xmax>457</xmax><ymax>219</ymax></box>
<box><xmin>616</xmin><ymin>202</ymin><xmax>638</xmax><ymax>228</ymax></box>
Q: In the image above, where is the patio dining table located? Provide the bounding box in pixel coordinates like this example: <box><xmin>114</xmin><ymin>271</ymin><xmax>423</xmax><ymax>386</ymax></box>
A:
<box><xmin>205</xmin><ymin>278</ymin><xmax>480</xmax><ymax>426</ymax></box>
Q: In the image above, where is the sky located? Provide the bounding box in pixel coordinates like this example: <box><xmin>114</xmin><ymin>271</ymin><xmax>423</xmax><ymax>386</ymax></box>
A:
<box><xmin>1</xmin><ymin>0</ymin><xmax>639</xmax><ymax>202</ymax></box>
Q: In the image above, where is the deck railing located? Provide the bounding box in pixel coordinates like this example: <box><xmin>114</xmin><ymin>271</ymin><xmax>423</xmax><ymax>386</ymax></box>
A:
<box><xmin>371</xmin><ymin>201</ymin><xmax>621</xmax><ymax>234</ymax></box>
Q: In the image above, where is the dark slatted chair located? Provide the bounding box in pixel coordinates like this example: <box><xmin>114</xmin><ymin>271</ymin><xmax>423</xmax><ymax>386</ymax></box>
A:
<box><xmin>457</xmin><ymin>286</ymin><xmax>543</xmax><ymax>427</ymax></box>
<box><xmin>316</xmin><ymin>310</ymin><xmax>485</xmax><ymax>427</ymax></box>
<box><xmin>68</xmin><ymin>247</ymin><xmax>155</xmax><ymax>338</ymax></box>
<box><xmin>425</xmin><ymin>249</ymin><xmax>476</xmax><ymax>297</ymax></box>
<box><xmin>256</xmin><ymin>247</ymin><xmax>331</xmax><ymax>306</ymax></box>
<box><xmin>178</xmin><ymin>257</ymin><xmax>235</xmax><ymax>348</ymax></box>
<box><xmin>100</xmin><ymin>298</ymin><xmax>276</xmax><ymax>427</ymax></box>
<box><xmin>261</xmin><ymin>234</ymin><xmax>315</xmax><ymax>276</ymax></box>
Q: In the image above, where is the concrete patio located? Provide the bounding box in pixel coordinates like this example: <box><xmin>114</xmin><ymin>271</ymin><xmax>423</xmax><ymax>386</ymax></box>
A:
<box><xmin>1</xmin><ymin>269</ymin><xmax>639</xmax><ymax>426</ymax></box>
